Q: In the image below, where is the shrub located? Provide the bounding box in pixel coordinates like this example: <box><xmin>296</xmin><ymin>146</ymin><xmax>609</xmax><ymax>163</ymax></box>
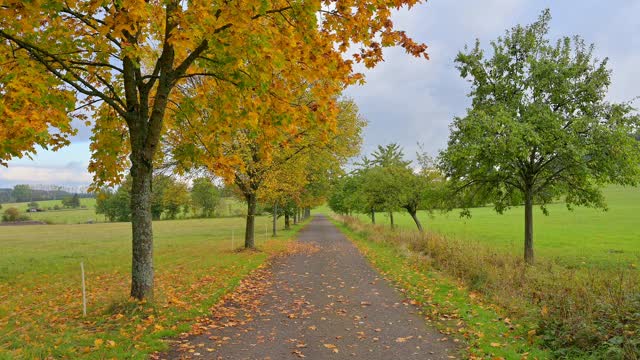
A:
<box><xmin>2</xmin><ymin>207</ymin><xmax>25</xmax><ymax>222</ymax></box>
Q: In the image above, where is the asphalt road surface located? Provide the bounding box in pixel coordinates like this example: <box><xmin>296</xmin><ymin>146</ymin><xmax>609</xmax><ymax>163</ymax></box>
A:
<box><xmin>162</xmin><ymin>215</ymin><xmax>458</xmax><ymax>360</ymax></box>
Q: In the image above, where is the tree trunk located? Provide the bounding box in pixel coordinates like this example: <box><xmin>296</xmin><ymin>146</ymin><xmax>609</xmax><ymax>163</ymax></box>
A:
<box><xmin>285</xmin><ymin>213</ymin><xmax>291</xmax><ymax>230</ymax></box>
<box><xmin>389</xmin><ymin>211</ymin><xmax>394</xmax><ymax>229</ymax></box>
<box><xmin>293</xmin><ymin>209</ymin><xmax>298</xmax><ymax>225</ymax></box>
<box><xmin>272</xmin><ymin>203</ymin><xmax>277</xmax><ymax>237</ymax></box>
<box><xmin>409</xmin><ymin>209</ymin><xmax>423</xmax><ymax>232</ymax></box>
<box><xmin>371</xmin><ymin>209</ymin><xmax>375</xmax><ymax>224</ymax></box>
<box><xmin>245</xmin><ymin>193</ymin><xmax>256</xmax><ymax>249</ymax></box>
<box><xmin>524</xmin><ymin>190</ymin><xmax>534</xmax><ymax>264</ymax></box>
<box><xmin>305</xmin><ymin>208</ymin><xmax>310</xmax><ymax>218</ymax></box>
<box><xmin>130</xmin><ymin>155</ymin><xmax>154</xmax><ymax>300</ymax></box>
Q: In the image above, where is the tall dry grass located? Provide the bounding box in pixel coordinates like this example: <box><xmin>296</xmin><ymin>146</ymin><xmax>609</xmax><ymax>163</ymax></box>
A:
<box><xmin>337</xmin><ymin>215</ymin><xmax>640</xmax><ymax>359</ymax></box>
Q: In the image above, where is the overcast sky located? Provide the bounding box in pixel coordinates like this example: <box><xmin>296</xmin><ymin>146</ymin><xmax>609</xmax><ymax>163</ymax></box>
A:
<box><xmin>1</xmin><ymin>0</ymin><xmax>639</xmax><ymax>188</ymax></box>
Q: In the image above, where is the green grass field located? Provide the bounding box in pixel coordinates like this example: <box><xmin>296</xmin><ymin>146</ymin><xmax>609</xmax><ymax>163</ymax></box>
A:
<box><xmin>347</xmin><ymin>185</ymin><xmax>640</xmax><ymax>269</ymax></box>
<box><xmin>1</xmin><ymin>198</ymin><xmax>98</xmax><ymax>224</ymax></box>
<box><xmin>0</xmin><ymin>215</ymin><xmax>305</xmax><ymax>359</ymax></box>
<box><xmin>1</xmin><ymin>197</ymin><xmax>249</xmax><ymax>224</ymax></box>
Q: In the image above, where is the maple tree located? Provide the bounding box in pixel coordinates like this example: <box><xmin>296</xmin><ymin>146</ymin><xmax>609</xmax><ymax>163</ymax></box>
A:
<box><xmin>190</xmin><ymin>177</ymin><xmax>220</xmax><ymax>218</ymax></box>
<box><xmin>160</xmin><ymin>178</ymin><xmax>190</xmax><ymax>219</ymax></box>
<box><xmin>0</xmin><ymin>0</ymin><xmax>428</xmax><ymax>299</ymax></box>
<box><xmin>258</xmin><ymin>98</ymin><xmax>365</xmax><ymax>234</ymax></box>
<box><xmin>170</xmin><ymin>95</ymin><xmax>364</xmax><ymax>248</ymax></box>
<box><xmin>259</xmin><ymin>157</ymin><xmax>308</xmax><ymax>236</ymax></box>
<box><xmin>0</xmin><ymin>47</ymin><xmax>77</xmax><ymax>166</ymax></box>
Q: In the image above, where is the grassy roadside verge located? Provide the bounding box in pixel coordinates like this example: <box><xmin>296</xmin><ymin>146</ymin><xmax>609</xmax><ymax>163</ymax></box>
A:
<box><xmin>345</xmin><ymin>185</ymin><xmax>640</xmax><ymax>270</ymax></box>
<box><xmin>329</xmin><ymin>216</ymin><xmax>551</xmax><ymax>359</ymax></box>
<box><xmin>0</xmin><ymin>217</ymin><xmax>311</xmax><ymax>359</ymax></box>
<box><xmin>331</xmin><ymin>213</ymin><xmax>640</xmax><ymax>359</ymax></box>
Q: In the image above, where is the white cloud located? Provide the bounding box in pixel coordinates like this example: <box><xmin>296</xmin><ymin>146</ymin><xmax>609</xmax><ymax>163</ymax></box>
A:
<box><xmin>0</xmin><ymin>163</ymin><xmax>92</xmax><ymax>188</ymax></box>
<box><xmin>346</xmin><ymin>0</ymin><xmax>640</xmax><ymax>163</ymax></box>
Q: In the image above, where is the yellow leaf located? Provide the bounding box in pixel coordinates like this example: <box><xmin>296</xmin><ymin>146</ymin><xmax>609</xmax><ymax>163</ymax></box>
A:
<box><xmin>324</xmin><ymin>343</ymin><xmax>339</xmax><ymax>352</ymax></box>
<box><xmin>541</xmin><ymin>306</ymin><xmax>549</xmax><ymax>317</ymax></box>
<box><xmin>395</xmin><ymin>336</ymin><xmax>413</xmax><ymax>343</ymax></box>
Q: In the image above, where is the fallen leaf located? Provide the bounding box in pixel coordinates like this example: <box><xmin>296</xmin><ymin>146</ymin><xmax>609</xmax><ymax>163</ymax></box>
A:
<box><xmin>395</xmin><ymin>336</ymin><xmax>414</xmax><ymax>343</ymax></box>
<box><xmin>323</xmin><ymin>343</ymin><xmax>339</xmax><ymax>353</ymax></box>
<box><xmin>292</xmin><ymin>350</ymin><xmax>306</xmax><ymax>358</ymax></box>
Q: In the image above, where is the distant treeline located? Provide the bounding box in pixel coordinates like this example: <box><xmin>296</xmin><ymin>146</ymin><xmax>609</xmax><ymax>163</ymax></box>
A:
<box><xmin>0</xmin><ymin>184</ymin><xmax>94</xmax><ymax>203</ymax></box>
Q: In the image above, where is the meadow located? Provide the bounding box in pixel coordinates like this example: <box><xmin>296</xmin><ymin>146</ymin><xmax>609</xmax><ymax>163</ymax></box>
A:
<box><xmin>1</xmin><ymin>197</ymin><xmax>248</xmax><ymax>224</ymax></box>
<box><xmin>0</xmin><ymin>215</ymin><xmax>305</xmax><ymax>359</ymax></box>
<box><xmin>352</xmin><ymin>185</ymin><xmax>640</xmax><ymax>269</ymax></box>
<box><xmin>2</xmin><ymin>198</ymin><xmax>98</xmax><ymax>224</ymax></box>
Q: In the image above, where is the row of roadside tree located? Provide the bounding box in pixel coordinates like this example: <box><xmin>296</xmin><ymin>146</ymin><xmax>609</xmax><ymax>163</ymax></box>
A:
<box><xmin>330</xmin><ymin>10</ymin><xmax>640</xmax><ymax>266</ymax></box>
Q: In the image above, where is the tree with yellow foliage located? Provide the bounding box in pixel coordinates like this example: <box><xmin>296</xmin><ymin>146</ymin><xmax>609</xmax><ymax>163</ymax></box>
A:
<box><xmin>0</xmin><ymin>0</ymin><xmax>428</xmax><ymax>299</ymax></box>
<box><xmin>170</xmin><ymin>94</ymin><xmax>364</xmax><ymax>248</ymax></box>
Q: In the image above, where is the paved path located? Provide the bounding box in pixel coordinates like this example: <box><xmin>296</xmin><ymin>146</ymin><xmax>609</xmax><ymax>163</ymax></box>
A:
<box><xmin>163</xmin><ymin>215</ymin><xmax>458</xmax><ymax>359</ymax></box>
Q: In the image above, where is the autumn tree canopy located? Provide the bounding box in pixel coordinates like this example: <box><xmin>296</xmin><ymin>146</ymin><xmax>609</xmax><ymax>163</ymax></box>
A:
<box><xmin>0</xmin><ymin>0</ymin><xmax>429</xmax><ymax>299</ymax></box>
<box><xmin>168</xmin><ymin>94</ymin><xmax>365</xmax><ymax>248</ymax></box>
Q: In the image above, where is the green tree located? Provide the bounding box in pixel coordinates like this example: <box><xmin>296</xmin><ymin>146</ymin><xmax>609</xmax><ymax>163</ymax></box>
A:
<box><xmin>13</xmin><ymin>184</ymin><xmax>31</xmax><ymax>202</ymax></box>
<box><xmin>27</xmin><ymin>201</ymin><xmax>39</xmax><ymax>210</ymax></box>
<box><xmin>439</xmin><ymin>10</ymin><xmax>640</xmax><ymax>264</ymax></box>
<box><xmin>394</xmin><ymin>152</ymin><xmax>444</xmax><ymax>232</ymax></box>
<box><xmin>358</xmin><ymin>144</ymin><xmax>411</xmax><ymax>228</ymax></box>
<box><xmin>71</xmin><ymin>194</ymin><xmax>80</xmax><ymax>208</ymax></box>
<box><xmin>162</xmin><ymin>180</ymin><xmax>190</xmax><ymax>220</ymax></box>
<box><xmin>370</xmin><ymin>143</ymin><xmax>410</xmax><ymax>168</ymax></box>
<box><xmin>95</xmin><ymin>188</ymin><xmax>115</xmax><ymax>221</ymax></box>
<box><xmin>150</xmin><ymin>175</ymin><xmax>173</xmax><ymax>220</ymax></box>
<box><xmin>190</xmin><ymin>177</ymin><xmax>220</xmax><ymax>218</ymax></box>
<box><xmin>360</xmin><ymin>166</ymin><xmax>401</xmax><ymax>228</ymax></box>
<box><xmin>328</xmin><ymin>174</ymin><xmax>363</xmax><ymax>216</ymax></box>
<box><xmin>62</xmin><ymin>194</ymin><xmax>80</xmax><ymax>208</ymax></box>
<box><xmin>96</xmin><ymin>183</ymin><xmax>132</xmax><ymax>222</ymax></box>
